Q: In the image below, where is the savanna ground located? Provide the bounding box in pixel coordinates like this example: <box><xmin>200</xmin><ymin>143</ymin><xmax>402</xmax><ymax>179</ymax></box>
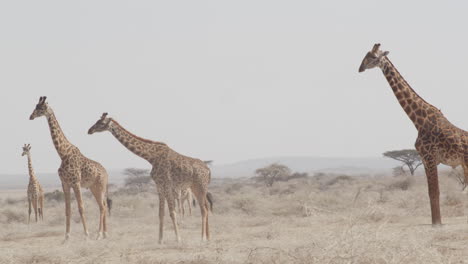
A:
<box><xmin>2</xmin><ymin>171</ymin><xmax>468</xmax><ymax>264</ymax></box>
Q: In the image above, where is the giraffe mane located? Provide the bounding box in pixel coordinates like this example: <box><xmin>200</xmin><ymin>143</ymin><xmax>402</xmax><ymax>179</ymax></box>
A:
<box><xmin>384</xmin><ymin>58</ymin><xmax>440</xmax><ymax>112</ymax></box>
<box><xmin>111</xmin><ymin>120</ymin><xmax>167</xmax><ymax>146</ymax></box>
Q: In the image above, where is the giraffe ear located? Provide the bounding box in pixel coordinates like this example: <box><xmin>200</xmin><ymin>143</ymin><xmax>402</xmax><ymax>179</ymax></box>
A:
<box><xmin>382</xmin><ymin>51</ymin><xmax>389</xmax><ymax>56</ymax></box>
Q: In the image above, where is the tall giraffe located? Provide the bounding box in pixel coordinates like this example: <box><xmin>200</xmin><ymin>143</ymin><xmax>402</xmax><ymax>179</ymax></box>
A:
<box><xmin>22</xmin><ymin>144</ymin><xmax>45</xmax><ymax>224</ymax></box>
<box><xmin>88</xmin><ymin>113</ymin><xmax>212</xmax><ymax>243</ymax></box>
<box><xmin>29</xmin><ymin>96</ymin><xmax>109</xmax><ymax>240</ymax></box>
<box><xmin>359</xmin><ymin>44</ymin><xmax>468</xmax><ymax>225</ymax></box>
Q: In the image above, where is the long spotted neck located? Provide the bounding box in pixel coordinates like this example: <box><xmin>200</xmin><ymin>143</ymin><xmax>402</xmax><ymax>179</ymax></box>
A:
<box><xmin>46</xmin><ymin>109</ymin><xmax>75</xmax><ymax>159</ymax></box>
<box><xmin>108</xmin><ymin>120</ymin><xmax>167</xmax><ymax>163</ymax></box>
<box><xmin>26</xmin><ymin>153</ymin><xmax>37</xmax><ymax>181</ymax></box>
<box><xmin>379</xmin><ymin>57</ymin><xmax>440</xmax><ymax>130</ymax></box>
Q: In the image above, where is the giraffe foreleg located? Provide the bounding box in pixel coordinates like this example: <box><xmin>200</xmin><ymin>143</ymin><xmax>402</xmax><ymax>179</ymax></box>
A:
<box><xmin>72</xmin><ymin>184</ymin><xmax>89</xmax><ymax>238</ymax></box>
<box><xmin>32</xmin><ymin>198</ymin><xmax>38</xmax><ymax>223</ymax></box>
<box><xmin>423</xmin><ymin>157</ymin><xmax>442</xmax><ymax>225</ymax></box>
<box><xmin>166</xmin><ymin>190</ymin><xmax>181</xmax><ymax>243</ymax></box>
<box><xmin>27</xmin><ymin>197</ymin><xmax>32</xmax><ymax>225</ymax></box>
<box><xmin>62</xmin><ymin>182</ymin><xmax>72</xmax><ymax>240</ymax></box>
<box><xmin>158</xmin><ymin>192</ymin><xmax>166</xmax><ymax>244</ymax></box>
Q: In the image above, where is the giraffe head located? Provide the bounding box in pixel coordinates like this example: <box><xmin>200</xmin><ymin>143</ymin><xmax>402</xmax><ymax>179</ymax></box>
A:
<box><xmin>29</xmin><ymin>96</ymin><xmax>50</xmax><ymax>120</ymax></box>
<box><xmin>358</xmin><ymin>43</ymin><xmax>389</xmax><ymax>73</ymax></box>
<box><xmin>88</xmin><ymin>113</ymin><xmax>112</xmax><ymax>134</ymax></box>
<box><xmin>21</xmin><ymin>144</ymin><xmax>31</xmax><ymax>156</ymax></box>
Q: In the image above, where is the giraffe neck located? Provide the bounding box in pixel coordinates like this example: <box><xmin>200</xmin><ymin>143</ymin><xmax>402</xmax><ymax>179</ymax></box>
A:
<box><xmin>26</xmin><ymin>153</ymin><xmax>37</xmax><ymax>181</ymax></box>
<box><xmin>108</xmin><ymin>120</ymin><xmax>167</xmax><ymax>163</ymax></box>
<box><xmin>46</xmin><ymin>110</ymin><xmax>75</xmax><ymax>159</ymax></box>
<box><xmin>379</xmin><ymin>57</ymin><xmax>440</xmax><ymax>129</ymax></box>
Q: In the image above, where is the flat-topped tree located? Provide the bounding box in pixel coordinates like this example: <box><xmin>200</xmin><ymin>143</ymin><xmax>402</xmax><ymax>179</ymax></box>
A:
<box><xmin>29</xmin><ymin>96</ymin><xmax>109</xmax><ymax>240</ymax></box>
<box><xmin>21</xmin><ymin>144</ymin><xmax>45</xmax><ymax>224</ymax></box>
<box><xmin>88</xmin><ymin>113</ymin><xmax>212</xmax><ymax>243</ymax></box>
<box><xmin>359</xmin><ymin>44</ymin><xmax>468</xmax><ymax>225</ymax></box>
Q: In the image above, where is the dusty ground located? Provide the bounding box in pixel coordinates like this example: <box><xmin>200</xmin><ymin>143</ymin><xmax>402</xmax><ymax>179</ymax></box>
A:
<box><xmin>1</xmin><ymin>173</ymin><xmax>468</xmax><ymax>264</ymax></box>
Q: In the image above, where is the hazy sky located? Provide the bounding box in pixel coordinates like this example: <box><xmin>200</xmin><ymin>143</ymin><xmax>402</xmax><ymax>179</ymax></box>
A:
<box><xmin>1</xmin><ymin>1</ymin><xmax>467</xmax><ymax>174</ymax></box>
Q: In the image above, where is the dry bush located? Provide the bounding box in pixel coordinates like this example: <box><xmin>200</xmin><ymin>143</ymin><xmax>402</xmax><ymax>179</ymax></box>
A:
<box><xmin>386</xmin><ymin>176</ymin><xmax>413</xmax><ymax>191</ymax></box>
<box><xmin>318</xmin><ymin>174</ymin><xmax>354</xmax><ymax>190</ymax></box>
<box><xmin>0</xmin><ymin>209</ymin><xmax>26</xmax><ymax>224</ymax></box>
<box><xmin>225</xmin><ymin>182</ymin><xmax>243</xmax><ymax>195</ymax></box>
<box><xmin>44</xmin><ymin>190</ymin><xmax>65</xmax><ymax>202</ymax></box>
<box><xmin>232</xmin><ymin>197</ymin><xmax>257</xmax><ymax>215</ymax></box>
<box><xmin>4</xmin><ymin>197</ymin><xmax>24</xmax><ymax>205</ymax></box>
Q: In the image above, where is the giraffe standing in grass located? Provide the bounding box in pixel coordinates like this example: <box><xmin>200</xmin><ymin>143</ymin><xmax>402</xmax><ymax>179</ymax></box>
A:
<box><xmin>359</xmin><ymin>44</ymin><xmax>468</xmax><ymax>225</ymax></box>
<box><xmin>22</xmin><ymin>144</ymin><xmax>44</xmax><ymax>224</ymax></box>
<box><xmin>88</xmin><ymin>113</ymin><xmax>212</xmax><ymax>243</ymax></box>
<box><xmin>176</xmin><ymin>188</ymin><xmax>193</xmax><ymax>217</ymax></box>
<box><xmin>29</xmin><ymin>97</ymin><xmax>109</xmax><ymax>240</ymax></box>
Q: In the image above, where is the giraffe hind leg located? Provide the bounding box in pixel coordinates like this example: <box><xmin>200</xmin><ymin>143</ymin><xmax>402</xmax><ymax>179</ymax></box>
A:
<box><xmin>90</xmin><ymin>185</ymin><xmax>106</xmax><ymax>239</ymax></box>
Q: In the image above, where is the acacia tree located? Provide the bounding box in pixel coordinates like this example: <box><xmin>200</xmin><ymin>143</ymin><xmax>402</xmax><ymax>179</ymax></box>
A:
<box><xmin>383</xmin><ymin>149</ymin><xmax>422</xmax><ymax>176</ymax></box>
<box><xmin>255</xmin><ymin>163</ymin><xmax>291</xmax><ymax>187</ymax></box>
<box><xmin>123</xmin><ymin>168</ymin><xmax>152</xmax><ymax>191</ymax></box>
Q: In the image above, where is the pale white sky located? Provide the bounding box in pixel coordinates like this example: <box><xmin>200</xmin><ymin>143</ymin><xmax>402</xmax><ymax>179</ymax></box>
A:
<box><xmin>1</xmin><ymin>1</ymin><xmax>467</xmax><ymax>174</ymax></box>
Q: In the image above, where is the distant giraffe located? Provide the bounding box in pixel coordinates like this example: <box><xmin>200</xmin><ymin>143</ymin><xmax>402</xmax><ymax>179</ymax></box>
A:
<box><xmin>359</xmin><ymin>44</ymin><xmax>468</xmax><ymax>225</ymax></box>
<box><xmin>29</xmin><ymin>97</ymin><xmax>109</xmax><ymax>240</ymax></box>
<box><xmin>88</xmin><ymin>113</ymin><xmax>212</xmax><ymax>243</ymax></box>
<box><xmin>176</xmin><ymin>188</ymin><xmax>193</xmax><ymax>217</ymax></box>
<box><xmin>22</xmin><ymin>144</ymin><xmax>44</xmax><ymax>224</ymax></box>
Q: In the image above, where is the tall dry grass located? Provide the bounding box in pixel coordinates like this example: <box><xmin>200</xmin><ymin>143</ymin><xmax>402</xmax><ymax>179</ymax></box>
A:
<box><xmin>1</xmin><ymin>171</ymin><xmax>468</xmax><ymax>263</ymax></box>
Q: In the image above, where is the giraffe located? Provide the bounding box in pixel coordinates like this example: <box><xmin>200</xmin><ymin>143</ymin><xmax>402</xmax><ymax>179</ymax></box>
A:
<box><xmin>88</xmin><ymin>113</ymin><xmax>212</xmax><ymax>243</ymax></box>
<box><xmin>29</xmin><ymin>96</ymin><xmax>109</xmax><ymax>240</ymax></box>
<box><xmin>176</xmin><ymin>188</ymin><xmax>193</xmax><ymax>217</ymax></box>
<box><xmin>359</xmin><ymin>44</ymin><xmax>468</xmax><ymax>225</ymax></box>
<box><xmin>22</xmin><ymin>144</ymin><xmax>45</xmax><ymax>224</ymax></box>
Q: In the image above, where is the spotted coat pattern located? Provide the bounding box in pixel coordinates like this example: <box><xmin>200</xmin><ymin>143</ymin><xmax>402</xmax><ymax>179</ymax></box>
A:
<box><xmin>88</xmin><ymin>114</ymin><xmax>211</xmax><ymax>243</ymax></box>
<box><xmin>359</xmin><ymin>44</ymin><xmax>468</xmax><ymax>225</ymax></box>
<box><xmin>22</xmin><ymin>145</ymin><xmax>44</xmax><ymax>224</ymax></box>
<box><xmin>30</xmin><ymin>97</ymin><xmax>109</xmax><ymax>240</ymax></box>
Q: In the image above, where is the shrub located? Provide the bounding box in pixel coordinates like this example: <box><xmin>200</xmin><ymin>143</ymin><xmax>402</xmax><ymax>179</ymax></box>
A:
<box><xmin>44</xmin><ymin>190</ymin><xmax>65</xmax><ymax>202</ymax></box>
<box><xmin>1</xmin><ymin>209</ymin><xmax>26</xmax><ymax>224</ymax></box>
<box><xmin>386</xmin><ymin>177</ymin><xmax>413</xmax><ymax>191</ymax></box>
<box><xmin>324</xmin><ymin>175</ymin><xmax>354</xmax><ymax>187</ymax></box>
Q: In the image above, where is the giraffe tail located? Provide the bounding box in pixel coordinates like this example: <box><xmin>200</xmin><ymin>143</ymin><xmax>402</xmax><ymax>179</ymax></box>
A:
<box><xmin>206</xmin><ymin>192</ymin><xmax>213</xmax><ymax>212</ymax></box>
<box><xmin>106</xmin><ymin>184</ymin><xmax>112</xmax><ymax>217</ymax></box>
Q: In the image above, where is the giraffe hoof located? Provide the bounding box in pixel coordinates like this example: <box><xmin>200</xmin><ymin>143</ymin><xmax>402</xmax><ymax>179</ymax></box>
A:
<box><xmin>103</xmin><ymin>232</ymin><xmax>108</xmax><ymax>239</ymax></box>
<box><xmin>96</xmin><ymin>233</ymin><xmax>103</xmax><ymax>240</ymax></box>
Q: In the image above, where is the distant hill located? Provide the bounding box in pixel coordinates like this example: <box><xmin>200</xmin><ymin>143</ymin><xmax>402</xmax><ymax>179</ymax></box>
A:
<box><xmin>0</xmin><ymin>156</ymin><xmax>404</xmax><ymax>190</ymax></box>
<box><xmin>210</xmin><ymin>156</ymin><xmax>401</xmax><ymax>178</ymax></box>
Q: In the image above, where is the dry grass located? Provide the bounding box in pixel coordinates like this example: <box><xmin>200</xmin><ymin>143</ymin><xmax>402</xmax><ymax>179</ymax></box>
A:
<box><xmin>1</xmin><ymin>172</ymin><xmax>468</xmax><ymax>263</ymax></box>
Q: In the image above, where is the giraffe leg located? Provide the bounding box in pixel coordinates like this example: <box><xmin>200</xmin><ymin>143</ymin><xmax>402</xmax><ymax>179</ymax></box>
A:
<box><xmin>72</xmin><ymin>184</ymin><xmax>89</xmax><ymax>238</ymax></box>
<box><xmin>39</xmin><ymin>195</ymin><xmax>44</xmax><ymax>221</ymax></box>
<box><xmin>188</xmin><ymin>191</ymin><xmax>192</xmax><ymax>216</ymax></box>
<box><xmin>62</xmin><ymin>183</ymin><xmax>72</xmax><ymax>240</ymax></box>
<box><xmin>191</xmin><ymin>186</ymin><xmax>209</xmax><ymax>241</ymax></box>
<box><xmin>90</xmin><ymin>185</ymin><xmax>106</xmax><ymax>239</ymax></box>
<box><xmin>423</xmin><ymin>158</ymin><xmax>441</xmax><ymax>225</ymax></box>
<box><xmin>181</xmin><ymin>197</ymin><xmax>186</xmax><ymax>218</ymax></box>
<box><xmin>28</xmin><ymin>198</ymin><xmax>32</xmax><ymax>225</ymax></box>
<box><xmin>158</xmin><ymin>192</ymin><xmax>166</xmax><ymax>244</ymax></box>
<box><xmin>166</xmin><ymin>191</ymin><xmax>181</xmax><ymax>243</ymax></box>
<box><xmin>33</xmin><ymin>198</ymin><xmax>38</xmax><ymax>223</ymax></box>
